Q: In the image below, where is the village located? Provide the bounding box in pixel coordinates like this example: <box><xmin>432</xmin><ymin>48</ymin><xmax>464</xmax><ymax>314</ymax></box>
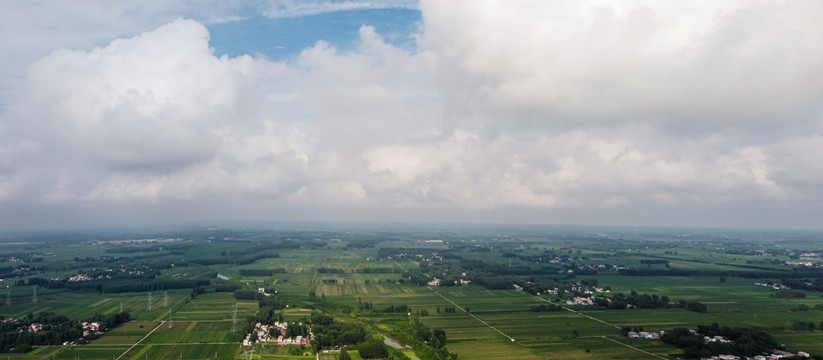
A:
<box><xmin>243</xmin><ymin>321</ymin><xmax>312</xmax><ymax>347</ymax></box>
<box><xmin>624</xmin><ymin>328</ymin><xmax>812</xmax><ymax>360</ymax></box>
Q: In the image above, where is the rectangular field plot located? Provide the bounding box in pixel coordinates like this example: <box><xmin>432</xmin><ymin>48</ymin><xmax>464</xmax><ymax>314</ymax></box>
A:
<box><xmin>125</xmin><ymin>343</ymin><xmax>241</xmax><ymax>360</ymax></box>
<box><xmin>431</xmin><ymin>287</ymin><xmax>548</xmax><ymax>313</ymax></box>
<box><xmin>421</xmin><ymin>314</ymin><xmax>543</xmax><ymax>360</ymax></box>
<box><xmin>172</xmin><ymin>293</ymin><xmax>257</xmax><ymax>321</ymax></box>
<box><xmin>519</xmin><ymin>336</ymin><xmax>678</xmax><ymax>360</ymax></box>
<box><xmin>91</xmin><ymin>321</ymin><xmax>158</xmax><ymax>345</ymax></box>
<box><xmin>51</xmin><ymin>345</ymin><xmax>130</xmax><ymax>360</ymax></box>
<box><xmin>353</xmin><ymin>287</ymin><xmax>452</xmax><ymax>314</ymax></box>
<box><xmin>775</xmin><ymin>331</ymin><xmax>823</xmax><ymax>356</ymax></box>
<box><xmin>143</xmin><ymin>321</ymin><xmax>244</xmax><ymax>343</ymax></box>
<box><xmin>476</xmin><ymin>311</ymin><xmax>618</xmax><ymax>340</ymax></box>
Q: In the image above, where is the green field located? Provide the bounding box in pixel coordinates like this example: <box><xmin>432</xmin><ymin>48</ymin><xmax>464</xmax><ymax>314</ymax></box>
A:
<box><xmin>2</xmin><ymin>225</ymin><xmax>823</xmax><ymax>359</ymax></box>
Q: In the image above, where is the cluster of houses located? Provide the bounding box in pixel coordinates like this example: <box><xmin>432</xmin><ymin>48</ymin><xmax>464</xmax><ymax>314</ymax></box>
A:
<box><xmin>705</xmin><ymin>351</ymin><xmax>811</xmax><ymax>359</ymax></box>
<box><xmin>11</xmin><ymin>266</ymin><xmax>30</xmax><ymax>274</ymax></box>
<box><xmin>81</xmin><ymin>321</ymin><xmax>104</xmax><ymax>337</ymax></box>
<box><xmin>627</xmin><ymin>331</ymin><xmax>662</xmax><ymax>339</ymax></box>
<box><xmin>569</xmin><ymin>285</ymin><xmax>609</xmax><ymax>294</ymax></box>
<box><xmin>243</xmin><ymin>322</ymin><xmax>312</xmax><ymax>347</ymax></box>
<box><xmin>570</xmin><ymin>264</ymin><xmax>622</xmax><ymax>272</ymax></box>
<box><xmin>385</xmin><ymin>251</ymin><xmax>443</xmax><ymax>263</ymax></box>
<box><xmin>69</xmin><ymin>270</ymin><xmax>147</xmax><ymax>282</ymax></box>
<box><xmin>92</xmin><ymin>237</ymin><xmax>181</xmax><ymax>245</ymax></box>
<box><xmin>427</xmin><ymin>277</ymin><xmax>471</xmax><ymax>287</ymax></box>
<box><xmin>704</xmin><ymin>335</ymin><xmax>732</xmax><ymax>344</ymax></box>
<box><xmin>68</xmin><ymin>274</ymin><xmax>94</xmax><ymax>281</ymax></box>
<box><xmin>0</xmin><ymin>256</ymin><xmax>25</xmax><ymax>263</ymax></box>
<box><xmin>23</xmin><ymin>323</ymin><xmax>43</xmax><ymax>333</ymax></box>
<box><xmin>658</xmin><ymin>330</ymin><xmax>813</xmax><ymax>359</ymax></box>
<box><xmin>753</xmin><ymin>282</ymin><xmax>791</xmax><ymax>290</ymax></box>
<box><xmin>566</xmin><ymin>296</ymin><xmax>595</xmax><ymax>305</ymax></box>
<box><xmin>784</xmin><ymin>261</ymin><xmax>820</xmax><ymax>268</ymax></box>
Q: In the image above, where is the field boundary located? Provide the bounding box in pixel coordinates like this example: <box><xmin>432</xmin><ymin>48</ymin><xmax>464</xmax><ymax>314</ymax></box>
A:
<box><xmin>115</xmin><ymin>321</ymin><xmax>164</xmax><ymax>360</ymax></box>
<box><xmin>426</xmin><ymin>287</ymin><xmax>516</xmax><ymax>342</ymax></box>
<box><xmin>600</xmin><ymin>335</ymin><xmax>669</xmax><ymax>360</ymax></box>
<box><xmin>532</xmin><ymin>294</ymin><xmax>620</xmax><ymax>329</ymax></box>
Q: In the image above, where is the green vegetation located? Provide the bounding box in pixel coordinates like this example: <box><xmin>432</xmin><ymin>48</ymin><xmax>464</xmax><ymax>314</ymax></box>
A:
<box><xmin>0</xmin><ymin>225</ymin><xmax>822</xmax><ymax>359</ymax></box>
<box><xmin>662</xmin><ymin>323</ymin><xmax>781</xmax><ymax>358</ymax></box>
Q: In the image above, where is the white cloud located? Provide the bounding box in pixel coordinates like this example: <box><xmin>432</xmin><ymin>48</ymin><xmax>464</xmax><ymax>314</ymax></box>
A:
<box><xmin>419</xmin><ymin>0</ymin><xmax>823</xmax><ymax>132</ymax></box>
<box><xmin>2</xmin><ymin>1</ymin><xmax>823</xmax><ymax>229</ymax></box>
<box><xmin>258</xmin><ymin>0</ymin><xmax>417</xmax><ymax>19</ymax></box>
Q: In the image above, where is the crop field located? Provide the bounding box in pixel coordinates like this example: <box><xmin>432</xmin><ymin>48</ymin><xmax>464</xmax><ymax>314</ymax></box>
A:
<box><xmin>172</xmin><ymin>293</ymin><xmax>257</xmax><ymax>321</ymax></box>
<box><xmin>421</xmin><ymin>314</ymin><xmax>543</xmax><ymax>360</ymax></box>
<box><xmin>2</xmin><ymin>226</ymin><xmax>823</xmax><ymax>359</ymax></box>
<box><xmin>124</xmin><ymin>343</ymin><xmax>241</xmax><ymax>360</ymax></box>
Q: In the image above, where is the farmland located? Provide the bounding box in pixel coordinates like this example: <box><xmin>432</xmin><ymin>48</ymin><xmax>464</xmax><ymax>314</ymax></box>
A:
<box><xmin>1</xmin><ymin>225</ymin><xmax>823</xmax><ymax>359</ymax></box>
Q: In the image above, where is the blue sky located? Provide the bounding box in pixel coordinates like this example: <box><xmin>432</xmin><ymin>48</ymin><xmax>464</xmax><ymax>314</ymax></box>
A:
<box><xmin>207</xmin><ymin>8</ymin><xmax>421</xmax><ymax>61</ymax></box>
<box><xmin>1</xmin><ymin>1</ymin><xmax>823</xmax><ymax>230</ymax></box>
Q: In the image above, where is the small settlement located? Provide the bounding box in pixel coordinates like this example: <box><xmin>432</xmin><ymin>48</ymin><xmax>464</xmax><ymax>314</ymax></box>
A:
<box><xmin>243</xmin><ymin>321</ymin><xmax>312</xmax><ymax>347</ymax></box>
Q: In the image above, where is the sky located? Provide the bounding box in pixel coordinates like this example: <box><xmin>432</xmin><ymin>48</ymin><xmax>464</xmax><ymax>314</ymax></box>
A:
<box><xmin>1</xmin><ymin>0</ymin><xmax>822</xmax><ymax>230</ymax></box>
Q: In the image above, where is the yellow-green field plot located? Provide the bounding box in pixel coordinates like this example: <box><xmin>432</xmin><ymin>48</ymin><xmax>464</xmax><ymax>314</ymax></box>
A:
<box><xmin>173</xmin><ymin>292</ymin><xmax>257</xmax><ymax>321</ymax></box>
<box><xmin>91</xmin><ymin>321</ymin><xmax>157</xmax><ymax>345</ymax></box>
<box><xmin>421</xmin><ymin>314</ymin><xmax>543</xmax><ymax>360</ymax></box>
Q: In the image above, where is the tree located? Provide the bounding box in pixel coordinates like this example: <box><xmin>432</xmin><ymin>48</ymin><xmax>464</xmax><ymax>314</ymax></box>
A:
<box><xmin>339</xmin><ymin>348</ymin><xmax>351</xmax><ymax>360</ymax></box>
<box><xmin>358</xmin><ymin>341</ymin><xmax>389</xmax><ymax>359</ymax></box>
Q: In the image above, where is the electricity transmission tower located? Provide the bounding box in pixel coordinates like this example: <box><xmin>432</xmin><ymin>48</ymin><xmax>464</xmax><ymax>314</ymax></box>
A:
<box><xmin>5</xmin><ymin>286</ymin><xmax>10</xmax><ymax>306</ymax></box>
<box><xmin>32</xmin><ymin>285</ymin><xmax>37</xmax><ymax>304</ymax></box>
<box><xmin>231</xmin><ymin>304</ymin><xmax>238</xmax><ymax>334</ymax></box>
<box><xmin>243</xmin><ymin>348</ymin><xmax>255</xmax><ymax>360</ymax></box>
<box><xmin>147</xmin><ymin>293</ymin><xmax>153</xmax><ymax>311</ymax></box>
<box><xmin>163</xmin><ymin>292</ymin><xmax>168</xmax><ymax>308</ymax></box>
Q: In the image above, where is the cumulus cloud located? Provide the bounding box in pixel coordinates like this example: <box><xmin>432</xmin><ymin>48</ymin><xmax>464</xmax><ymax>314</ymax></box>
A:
<box><xmin>17</xmin><ymin>19</ymin><xmax>261</xmax><ymax>171</ymax></box>
<box><xmin>420</xmin><ymin>0</ymin><xmax>823</xmax><ymax>132</ymax></box>
<box><xmin>2</xmin><ymin>1</ymin><xmax>823</xmax><ymax>229</ymax></box>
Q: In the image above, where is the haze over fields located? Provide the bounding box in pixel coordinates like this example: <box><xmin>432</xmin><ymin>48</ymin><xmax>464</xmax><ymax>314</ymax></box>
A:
<box><xmin>1</xmin><ymin>1</ymin><xmax>822</xmax><ymax>229</ymax></box>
